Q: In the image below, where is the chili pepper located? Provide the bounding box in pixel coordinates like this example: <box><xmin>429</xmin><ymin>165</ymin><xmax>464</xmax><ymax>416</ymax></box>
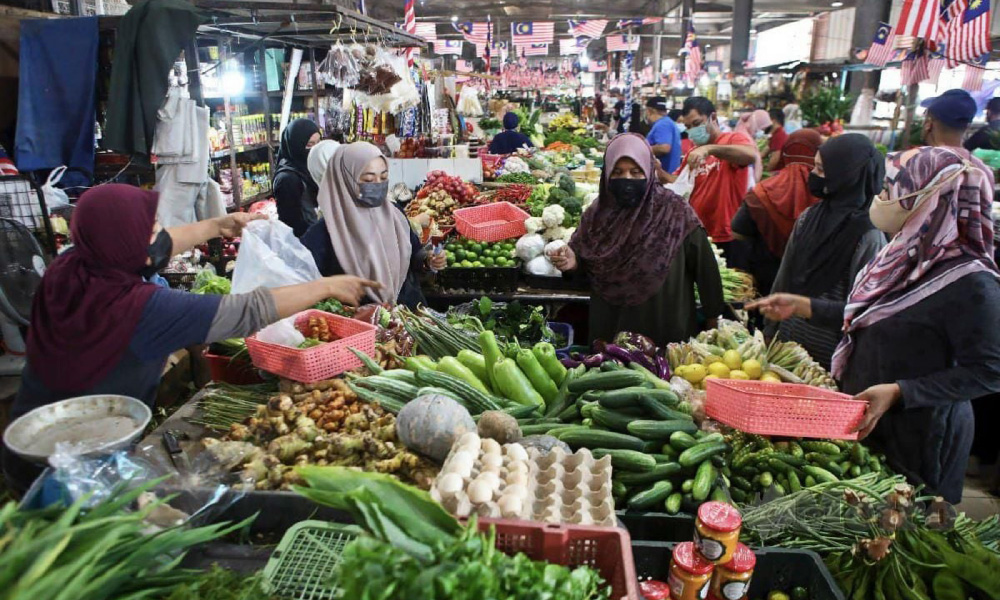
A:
<box><xmin>436</xmin><ymin>356</ymin><xmax>490</xmax><ymax>395</ymax></box>
<box><xmin>515</xmin><ymin>349</ymin><xmax>558</xmax><ymax>404</ymax></box>
<box><xmin>494</xmin><ymin>358</ymin><xmax>544</xmax><ymax>408</ymax></box>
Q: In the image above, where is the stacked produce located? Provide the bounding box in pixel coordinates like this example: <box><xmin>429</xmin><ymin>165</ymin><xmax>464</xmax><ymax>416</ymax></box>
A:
<box><xmin>443</xmin><ymin>237</ymin><xmax>518</xmax><ymax>269</ymax></box>
<box><xmin>490</xmin><ymin>182</ymin><xmax>533</xmax><ymax>207</ymax></box>
<box><xmin>700</xmin><ymin>242</ymin><xmax>757</xmax><ymax>303</ymax></box>
<box><xmin>202</xmin><ymin>377</ymin><xmax>438</xmax><ymax>491</ymax></box>
<box><xmin>295</xmin><ymin>467</ymin><xmax>611</xmax><ymax>600</ymax></box>
<box><xmin>494</xmin><ymin>172</ymin><xmax>537</xmax><ymax>184</ymax></box>
<box><xmin>446</xmin><ymin>297</ymin><xmax>562</xmax><ymax>347</ymax></box>
<box><xmin>406</xmin><ymin>171</ymin><xmax>478</xmax><ymax>229</ymax></box>
<box><xmin>742</xmin><ymin>474</ymin><xmax>1000</xmax><ymax>600</ymax></box>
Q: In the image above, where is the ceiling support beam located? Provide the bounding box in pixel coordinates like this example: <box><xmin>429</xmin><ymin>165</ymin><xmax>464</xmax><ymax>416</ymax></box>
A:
<box><xmin>730</xmin><ymin>0</ymin><xmax>753</xmax><ymax>74</ymax></box>
<box><xmin>847</xmin><ymin>0</ymin><xmax>890</xmax><ymax>94</ymax></box>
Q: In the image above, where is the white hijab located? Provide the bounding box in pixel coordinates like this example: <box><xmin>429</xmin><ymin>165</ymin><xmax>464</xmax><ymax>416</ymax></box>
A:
<box><xmin>318</xmin><ymin>142</ymin><xmax>412</xmax><ymax>304</ymax></box>
<box><xmin>308</xmin><ymin>140</ymin><xmax>340</xmax><ymax>184</ymax></box>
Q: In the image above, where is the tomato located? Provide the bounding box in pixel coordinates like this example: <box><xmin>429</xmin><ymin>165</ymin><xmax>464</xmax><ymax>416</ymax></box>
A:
<box><xmin>638</xmin><ymin>579</ymin><xmax>671</xmax><ymax>600</ymax></box>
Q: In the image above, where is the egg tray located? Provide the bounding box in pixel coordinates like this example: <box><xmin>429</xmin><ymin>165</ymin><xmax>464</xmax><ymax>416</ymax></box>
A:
<box><xmin>430</xmin><ymin>433</ymin><xmax>615</xmax><ymax>526</ymax></box>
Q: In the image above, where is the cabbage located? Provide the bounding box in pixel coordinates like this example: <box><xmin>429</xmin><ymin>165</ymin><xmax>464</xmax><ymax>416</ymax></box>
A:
<box><xmin>515</xmin><ymin>234</ymin><xmax>546</xmax><ymax>262</ymax></box>
<box><xmin>526</xmin><ymin>255</ymin><xmax>562</xmax><ymax>277</ymax></box>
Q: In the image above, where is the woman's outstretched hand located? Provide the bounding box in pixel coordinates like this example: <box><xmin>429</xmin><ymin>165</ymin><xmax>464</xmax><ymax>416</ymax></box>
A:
<box><xmin>746</xmin><ymin>293</ymin><xmax>812</xmax><ymax>321</ymax></box>
<box><xmin>217</xmin><ymin>212</ymin><xmax>267</xmax><ymax>238</ymax></box>
<box><xmin>547</xmin><ymin>245</ymin><xmax>577</xmax><ymax>272</ymax></box>
<box><xmin>326</xmin><ymin>275</ymin><xmax>381</xmax><ymax>306</ymax></box>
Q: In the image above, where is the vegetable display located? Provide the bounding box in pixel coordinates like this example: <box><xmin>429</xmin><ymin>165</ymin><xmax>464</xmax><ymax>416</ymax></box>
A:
<box><xmin>494</xmin><ymin>172</ymin><xmax>537</xmax><ymax>184</ymax></box>
<box><xmin>444</xmin><ymin>238</ymin><xmax>518</xmax><ymax>269</ymax></box>
<box><xmin>192</xmin><ymin>269</ymin><xmax>232</xmax><ymax>295</ymax></box>
<box><xmin>446</xmin><ymin>297</ymin><xmax>560</xmax><ymax>347</ymax></box>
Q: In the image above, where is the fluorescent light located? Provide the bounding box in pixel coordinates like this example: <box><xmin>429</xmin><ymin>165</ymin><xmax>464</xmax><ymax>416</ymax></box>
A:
<box><xmin>831</xmin><ymin>1</ymin><xmax>843</xmax><ymax>6</ymax></box>
<box><xmin>450</xmin><ymin>15</ymin><xmax>458</xmax><ymax>22</ymax></box>
<box><xmin>750</xmin><ymin>28</ymin><xmax>757</xmax><ymax>34</ymax></box>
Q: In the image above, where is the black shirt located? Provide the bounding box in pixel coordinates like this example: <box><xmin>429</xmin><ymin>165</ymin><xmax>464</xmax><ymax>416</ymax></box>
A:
<box><xmin>488</xmin><ymin>130</ymin><xmax>533</xmax><ymax>155</ymax></box>
<box><xmin>964</xmin><ymin>120</ymin><xmax>1000</xmax><ymax>152</ymax></box>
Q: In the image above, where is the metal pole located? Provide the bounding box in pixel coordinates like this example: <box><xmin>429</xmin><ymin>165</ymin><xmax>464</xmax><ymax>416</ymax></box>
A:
<box><xmin>901</xmin><ymin>83</ymin><xmax>919</xmax><ymax>149</ymax></box>
<box><xmin>309</xmin><ymin>47</ymin><xmax>322</xmax><ymax>129</ymax></box>
<box><xmin>219</xmin><ymin>37</ymin><xmax>242</xmax><ymax>208</ymax></box>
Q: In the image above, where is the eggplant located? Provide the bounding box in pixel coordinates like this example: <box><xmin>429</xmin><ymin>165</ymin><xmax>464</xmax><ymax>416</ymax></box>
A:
<box><xmin>613</xmin><ymin>331</ymin><xmax>657</xmax><ymax>356</ymax></box>
<box><xmin>655</xmin><ymin>355</ymin><xmax>672</xmax><ymax>380</ymax></box>
<box><xmin>582</xmin><ymin>354</ymin><xmax>606</xmax><ymax>369</ymax></box>
<box><xmin>602</xmin><ymin>344</ymin><xmax>634</xmax><ymax>364</ymax></box>
<box><xmin>561</xmin><ymin>356</ymin><xmax>583</xmax><ymax>368</ymax></box>
<box><xmin>629</xmin><ymin>350</ymin><xmax>657</xmax><ymax>374</ymax></box>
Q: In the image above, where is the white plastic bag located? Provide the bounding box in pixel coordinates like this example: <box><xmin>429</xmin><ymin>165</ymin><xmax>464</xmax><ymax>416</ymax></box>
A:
<box><xmin>41</xmin><ymin>166</ymin><xmax>71</xmax><ymax>212</ymax></box>
<box><xmin>256</xmin><ymin>316</ymin><xmax>305</xmax><ymax>348</ymax></box>
<box><xmin>231</xmin><ymin>219</ymin><xmax>322</xmax><ymax>293</ymax></box>
<box><xmin>665</xmin><ymin>166</ymin><xmax>694</xmax><ymax>199</ymax></box>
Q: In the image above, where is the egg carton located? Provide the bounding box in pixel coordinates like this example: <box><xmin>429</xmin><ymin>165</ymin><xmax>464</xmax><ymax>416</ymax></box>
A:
<box><xmin>431</xmin><ymin>433</ymin><xmax>615</xmax><ymax>526</ymax></box>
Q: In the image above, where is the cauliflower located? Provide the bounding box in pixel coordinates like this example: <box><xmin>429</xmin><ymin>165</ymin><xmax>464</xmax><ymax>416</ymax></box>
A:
<box><xmin>561</xmin><ymin>227</ymin><xmax>576</xmax><ymax>243</ymax></box>
<box><xmin>515</xmin><ymin>234</ymin><xmax>546</xmax><ymax>262</ymax></box>
<box><xmin>503</xmin><ymin>156</ymin><xmax>529</xmax><ymax>174</ymax></box>
<box><xmin>524</xmin><ymin>217</ymin><xmax>544</xmax><ymax>234</ymax></box>
<box><xmin>582</xmin><ymin>192</ymin><xmax>598</xmax><ymax>212</ymax></box>
<box><xmin>543</xmin><ymin>226</ymin><xmax>567</xmax><ymax>242</ymax></box>
<box><xmin>541</xmin><ymin>204</ymin><xmax>566</xmax><ymax>229</ymax></box>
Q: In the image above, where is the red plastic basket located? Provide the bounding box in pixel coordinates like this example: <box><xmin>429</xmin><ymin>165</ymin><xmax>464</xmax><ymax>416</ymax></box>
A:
<box><xmin>454</xmin><ymin>201</ymin><xmax>530</xmax><ymax>242</ymax></box>
<box><xmin>705</xmin><ymin>379</ymin><xmax>867</xmax><ymax>440</ymax></box>
<box><xmin>477</xmin><ymin>518</ymin><xmax>638</xmax><ymax>600</ymax></box>
<box><xmin>203</xmin><ymin>350</ymin><xmax>263</xmax><ymax>385</ymax></box>
<box><xmin>244</xmin><ymin>310</ymin><xmax>377</xmax><ymax>383</ymax></box>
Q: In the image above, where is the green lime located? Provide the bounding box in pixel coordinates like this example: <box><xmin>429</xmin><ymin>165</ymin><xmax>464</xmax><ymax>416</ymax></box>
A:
<box><xmin>455</xmin><ymin>250</ymin><xmax>466</xmax><ymax>260</ymax></box>
<box><xmin>465</xmin><ymin>252</ymin><xmax>478</xmax><ymax>261</ymax></box>
<box><xmin>483</xmin><ymin>257</ymin><xmax>495</xmax><ymax>267</ymax></box>
<box><xmin>496</xmin><ymin>257</ymin><xmax>509</xmax><ymax>267</ymax></box>
<box><xmin>502</xmin><ymin>243</ymin><xmax>514</xmax><ymax>252</ymax></box>
<box><xmin>461</xmin><ymin>260</ymin><xmax>473</xmax><ymax>268</ymax></box>
<box><xmin>446</xmin><ymin>243</ymin><xmax>458</xmax><ymax>252</ymax></box>
<box><xmin>472</xmin><ymin>261</ymin><xmax>484</xmax><ymax>267</ymax></box>
<box><xmin>471</xmin><ymin>243</ymin><xmax>483</xmax><ymax>254</ymax></box>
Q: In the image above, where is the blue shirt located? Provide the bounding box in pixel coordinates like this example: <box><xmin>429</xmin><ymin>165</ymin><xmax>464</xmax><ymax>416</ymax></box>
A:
<box><xmin>646</xmin><ymin>117</ymin><xmax>682</xmax><ymax>173</ymax></box>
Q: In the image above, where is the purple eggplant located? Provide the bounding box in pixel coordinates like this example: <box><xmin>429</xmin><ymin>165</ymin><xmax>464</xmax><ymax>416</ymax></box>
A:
<box><xmin>582</xmin><ymin>354</ymin><xmax>606</xmax><ymax>369</ymax></box>
<box><xmin>613</xmin><ymin>331</ymin><xmax>657</xmax><ymax>356</ymax></box>
<box><xmin>603</xmin><ymin>344</ymin><xmax>634</xmax><ymax>365</ymax></box>
<box><xmin>629</xmin><ymin>350</ymin><xmax>658</xmax><ymax>373</ymax></box>
<box><xmin>561</xmin><ymin>356</ymin><xmax>583</xmax><ymax>368</ymax></box>
<box><xmin>655</xmin><ymin>355</ymin><xmax>672</xmax><ymax>380</ymax></box>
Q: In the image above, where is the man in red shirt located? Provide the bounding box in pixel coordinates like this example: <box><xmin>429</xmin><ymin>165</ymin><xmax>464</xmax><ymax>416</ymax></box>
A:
<box><xmin>680</xmin><ymin>96</ymin><xmax>758</xmax><ymax>269</ymax></box>
<box><xmin>765</xmin><ymin>108</ymin><xmax>788</xmax><ymax>171</ymax></box>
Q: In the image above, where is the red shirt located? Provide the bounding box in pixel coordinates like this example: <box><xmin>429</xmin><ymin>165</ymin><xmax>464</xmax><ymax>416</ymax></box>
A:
<box><xmin>768</xmin><ymin>126</ymin><xmax>788</xmax><ymax>153</ymax></box>
<box><xmin>686</xmin><ymin>132</ymin><xmax>754</xmax><ymax>243</ymax></box>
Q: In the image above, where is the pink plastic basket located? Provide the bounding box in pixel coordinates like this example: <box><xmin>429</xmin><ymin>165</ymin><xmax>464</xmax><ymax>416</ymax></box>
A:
<box><xmin>477</xmin><ymin>518</ymin><xmax>638</xmax><ymax>600</ymax></box>
<box><xmin>454</xmin><ymin>201</ymin><xmax>530</xmax><ymax>242</ymax></box>
<box><xmin>705</xmin><ymin>379</ymin><xmax>867</xmax><ymax>440</ymax></box>
<box><xmin>245</xmin><ymin>310</ymin><xmax>377</xmax><ymax>383</ymax></box>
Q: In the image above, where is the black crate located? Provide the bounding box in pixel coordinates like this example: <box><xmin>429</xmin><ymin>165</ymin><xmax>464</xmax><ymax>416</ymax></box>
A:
<box><xmin>616</xmin><ymin>510</ymin><xmax>696</xmax><ymax>542</ymax></box>
<box><xmin>437</xmin><ymin>266</ymin><xmax>520</xmax><ymax>293</ymax></box>
<box><xmin>524</xmin><ymin>273</ymin><xmax>590</xmax><ymax>291</ymax></box>
<box><xmin>632</xmin><ymin>542</ymin><xmax>845</xmax><ymax>600</ymax></box>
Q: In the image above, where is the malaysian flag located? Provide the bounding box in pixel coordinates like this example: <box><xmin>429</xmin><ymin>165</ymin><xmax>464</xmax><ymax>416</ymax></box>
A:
<box><xmin>895</xmin><ymin>0</ymin><xmax>942</xmax><ymax>40</ymax></box>
<box><xmin>559</xmin><ymin>38</ymin><xmax>587</xmax><ymax>55</ymax></box>
<box><xmin>616</xmin><ymin>17</ymin><xmax>661</xmax><ymax>29</ymax></box>
<box><xmin>434</xmin><ymin>40</ymin><xmax>463</xmax><ymax>55</ymax></box>
<box><xmin>588</xmin><ymin>60</ymin><xmax>608</xmax><ymax>72</ymax></box>
<box><xmin>607</xmin><ymin>34</ymin><xmax>640</xmax><ymax>52</ymax></box>
<box><xmin>568</xmin><ymin>19</ymin><xmax>608</xmax><ymax>38</ymax></box>
<box><xmin>942</xmin><ymin>0</ymin><xmax>991</xmax><ymax>64</ymax></box>
<box><xmin>512</xmin><ymin>22</ymin><xmax>554</xmax><ymax>45</ymax></box>
<box><xmin>928</xmin><ymin>57</ymin><xmax>947</xmax><ymax>83</ymax></box>
<box><xmin>964</xmin><ymin>62</ymin><xmax>986</xmax><ymax>90</ymax></box>
<box><xmin>454</xmin><ymin>21</ymin><xmax>493</xmax><ymax>44</ymax></box>
<box><xmin>900</xmin><ymin>48</ymin><xmax>930</xmax><ymax>84</ymax></box>
<box><xmin>414</xmin><ymin>22</ymin><xmax>437</xmax><ymax>40</ymax></box>
<box><xmin>681</xmin><ymin>24</ymin><xmax>702</xmax><ymax>81</ymax></box>
<box><xmin>456</xmin><ymin>59</ymin><xmax>472</xmax><ymax>73</ymax></box>
<box><xmin>476</xmin><ymin>41</ymin><xmax>507</xmax><ymax>59</ymax></box>
<box><xmin>865</xmin><ymin>22</ymin><xmax>898</xmax><ymax>66</ymax></box>
<box><xmin>519</xmin><ymin>43</ymin><xmax>549</xmax><ymax>57</ymax></box>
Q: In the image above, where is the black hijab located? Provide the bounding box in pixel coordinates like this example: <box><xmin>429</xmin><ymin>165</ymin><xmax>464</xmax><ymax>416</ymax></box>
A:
<box><xmin>276</xmin><ymin>118</ymin><xmax>321</xmax><ymax>194</ymax></box>
<box><xmin>789</xmin><ymin>133</ymin><xmax>884</xmax><ymax>296</ymax></box>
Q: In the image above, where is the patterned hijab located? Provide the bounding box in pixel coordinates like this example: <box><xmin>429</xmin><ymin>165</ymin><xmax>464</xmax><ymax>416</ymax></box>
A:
<box><xmin>570</xmin><ymin>133</ymin><xmax>702</xmax><ymax>306</ymax></box>
<box><xmin>831</xmin><ymin>147</ymin><xmax>1000</xmax><ymax>378</ymax></box>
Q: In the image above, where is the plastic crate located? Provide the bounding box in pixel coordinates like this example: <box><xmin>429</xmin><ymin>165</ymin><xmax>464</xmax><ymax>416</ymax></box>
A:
<box><xmin>454</xmin><ymin>201</ymin><xmax>530</xmax><ymax>242</ymax></box>
<box><xmin>632</xmin><ymin>542</ymin><xmax>845</xmax><ymax>600</ymax></box>
<box><xmin>548</xmin><ymin>321</ymin><xmax>574</xmax><ymax>353</ymax></box>
<box><xmin>705</xmin><ymin>379</ymin><xmax>866</xmax><ymax>440</ymax></box>
<box><xmin>615</xmin><ymin>511</ymin><xmax>696</xmax><ymax>543</ymax></box>
<box><xmin>437</xmin><ymin>266</ymin><xmax>520</xmax><ymax>293</ymax></box>
<box><xmin>524</xmin><ymin>272</ymin><xmax>591</xmax><ymax>291</ymax></box>
<box><xmin>245</xmin><ymin>310</ymin><xmax>377</xmax><ymax>383</ymax></box>
<box><xmin>262</xmin><ymin>520</ymin><xmax>361</xmax><ymax>600</ymax></box>
<box><xmin>203</xmin><ymin>350</ymin><xmax>263</xmax><ymax>385</ymax></box>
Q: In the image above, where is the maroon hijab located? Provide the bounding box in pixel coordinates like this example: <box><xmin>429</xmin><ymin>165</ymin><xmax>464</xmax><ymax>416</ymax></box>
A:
<box><xmin>570</xmin><ymin>133</ymin><xmax>702</xmax><ymax>306</ymax></box>
<box><xmin>27</xmin><ymin>184</ymin><xmax>160</xmax><ymax>392</ymax></box>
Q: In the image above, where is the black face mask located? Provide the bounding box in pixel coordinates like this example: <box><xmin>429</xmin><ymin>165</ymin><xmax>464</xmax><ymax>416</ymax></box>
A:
<box><xmin>807</xmin><ymin>173</ymin><xmax>831</xmax><ymax>200</ymax></box>
<box><xmin>140</xmin><ymin>229</ymin><xmax>172</xmax><ymax>279</ymax></box>
<box><xmin>356</xmin><ymin>181</ymin><xmax>389</xmax><ymax>208</ymax></box>
<box><xmin>609</xmin><ymin>178</ymin><xmax>647</xmax><ymax>208</ymax></box>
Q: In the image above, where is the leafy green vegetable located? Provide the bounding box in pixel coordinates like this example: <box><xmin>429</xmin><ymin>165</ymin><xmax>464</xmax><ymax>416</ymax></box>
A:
<box><xmin>162</xmin><ymin>567</ymin><xmax>268</xmax><ymax>600</ymax></box>
<box><xmin>447</xmin><ymin>299</ymin><xmax>557</xmax><ymax>346</ymax></box>
<box><xmin>192</xmin><ymin>269</ymin><xmax>231</xmax><ymax>295</ymax></box>
<box><xmin>313</xmin><ymin>298</ymin><xmax>352</xmax><ymax>316</ymax></box>
<box><xmin>496</xmin><ymin>172</ymin><xmax>538</xmax><ymax>184</ymax></box>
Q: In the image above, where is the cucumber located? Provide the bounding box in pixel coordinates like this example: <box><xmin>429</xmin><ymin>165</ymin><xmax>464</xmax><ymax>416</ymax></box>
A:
<box><xmin>681</xmin><ymin>479</ymin><xmax>694</xmax><ymax>493</ymax></box>
<box><xmin>612</xmin><ymin>480</ymin><xmax>627</xmax><ymax>500</ymax></box>
<box><xmin>804</xmin><ymin>475</ymin><xmax>817</xmax><ymax>487</ymax></box>
<box><xmin>774</xmin><ymin>453</ymin><xmax>807</xmax><ymax>468</ymax></box>
<box><xmin>788</xmin><ymin>471</ymin><xmax>802</xmax><ymax>493</ymax></box>
<box><xmin>591</xmin><ymin>449</ymin><xmax>657</xmax><ymax>472</ymax></box>
<box><xmin>710</xmin><ymin>485</ymin><xmax>730</xmax><ymax>504</ymax></box>
<box><xmin>627</xmin><ymin>419</ymin><xmax>699</xmax><ymax>441</ymax></box>
<box><xmin>580</xmin><ymin>402</ymin><xmax>598</xmax><ymax>419</ymax></box>
<box><xmin>568</xmin><ymin>371</ymin><xmax>646</xmax><ymax>394</ymax></box>
<box><xmin>669</xmin><ymin>431</ymin><xmax>699</xmax><ymax>451</ymax></box>
<box><xmin>590</xmin><ymin>406</ymin><xmax>636</xmax><ymax>433</ymax></box>
<box><xmin>697</xmin><ymin>433</ymin><xmax>726</xmax><ymax>445</ymax></box>
<box><xmin>544</xmin><ymin>372</ymin><xmax>577</xmax><ymax>418</ymax></box>
<box><xmin>600</xmin><ymin>361</ymin><xmax>625</xmax><ymax>372</ymax></box>
<box><xmin>801</xmin><ymin>441</ymin><xmax>842</xmax><ymax>455</ymax></box>
<box><xmin>732</xmin><ymin>476</ymin><xmax>753</xmax><ymax>491</ymax></box>
<box><xmin>557</xmin><ymin>428</ymin><xmax>646</xmax><ymax>451</ymax></box>
<box><xmin>692</xmin><ymin>461</ymin><xmax>716</xmax><ymax>501</ymax></box>
<box><xmin>730</xmin><ymin>487</ymin><xmax>748</xmax><ymax>503</ymax></box>
<box><xmin>502</xmin><ymin>404</ymin><xmax>541</xmax><ymax>419</ymax></box>
<box><xmin>627</xmin><ymin>480</ymin><xmax>674</xmax><ymax>510</ymax></box>
<box><xmin>678</xmin><ymin>441</ymin><xmax>730</xmax><ymax>468</ymax></box>
<box><xmin>650</xmin><ymin>453</ymin><xmax>674</xmax><ymax>464</ymax></box>
<box><xmin>758</xmin><ymin>471</ymin><xmax>774</xmax><ymax>488</ymax></box>
<box><xmin>519</xmin><ymin>423</ymin><xmax>564</xmax><ymax>436</ymax></box>
<box><xmin>594</xmin><ymin>387</ymin><xmax>647</xmax><ymax>409</ymax></box>
<box><xmin>637</xmin><ymin>396</ymin><xmax>692</xmax><ymax>421</ymax></box>
<box><xmin>802</xmin><ymin>465</ymin><xmax>840</xmax><ymax>484</ymax></box>
<box><xmin>555</xmin><ymin>403</ymin><xmax>580</xmax><ymax>422</ymax></box>
<box><xmin>659</xmin><ymin>444</ymin><xmax>679</xmax><ymax>458</ymax></box>
<box><xmin>664</xmin><ymin>492</ymin><xmax>683</xmax><ymax>514</ymax></box>
<box><xmin>773</xmin><ymin>483</ymin><xmax>787</xmax><ymax>496</ymax></box>
<box><xmin>613</xmin><ymin>462</ymin><xmax>683</xmax><ymax>485</ymax></box>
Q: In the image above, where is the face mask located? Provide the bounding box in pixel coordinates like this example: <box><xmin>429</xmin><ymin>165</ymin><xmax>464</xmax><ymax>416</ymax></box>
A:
<box><xmin>687</xmin><ymin>124</ymin><xmax>711</xmax><ymax>146</ymax></box>
<box><xmin>675</xmin><ymin>122</ymin><xmax>687</xmax><ymax>133</ymax></box>
<box><xmin>356</xmin><ymin>181</ymin><xmax>389</xmax><ymax>208</ymax></box>
<box><xmin>140</xmin><ymin>229</ymin><xmax>172</xmax><ymax>279</ymax></box>
<box><xmin>609</xmin><ymin>178</ymin><xmax>647</xmax><ymax>208</ymax></box>
<box><xmin>807</xmin><ymin>173</ymin><xmax>830</xmax><ymax>200</ymax></box>
<box><xmin>871</xmin><ymin>162</ymin><xmax>969</xmax><ymax>235</ymax></box>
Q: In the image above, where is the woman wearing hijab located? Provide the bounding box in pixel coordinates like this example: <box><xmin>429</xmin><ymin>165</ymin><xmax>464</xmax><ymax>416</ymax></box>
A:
<box><xmin>731</xmin><ymin>129</ymin><xmax>823</xmax><ymax>295</ymax></box>
<box><xmin>734</xmin><ymin>109</ymin><xmax>770</xmax><ymax>183</ymax></box>
<box><xmin>300</xmin><ymin>142</ymin><xmax>446</xmax><ymax>308</ymax></box>
<box><xmin>307</xmin><ymin>140</ymin><xmax>341</xmax><ymax>185</ymax></box>
<box><xmin>273</xmin><ymin>118</ymin><xmax>322</xmax><ymax>236</ymax></box>
<box><xmin>4</xmin><ymin>184</ymin><xmax>375</xmax><ymax>491</ymax></box>
<box><xmin>749</xmin><ymin>147</ymin><xmax>1000</xmax><ymax>503</ymax></box>
<box><xmin>548</xmin><ymin>134</ymin><xmax>724</xmax><ymax>346</ymax></box>
<box><xmin>762</xmin><ymin>133</ymin><xmax>887</xmax><ymax>370</ymax></box>
<box><xmin>488</xmin><ymin>113</ymin><xmax>534</xmax><ymax>155</ymax></box>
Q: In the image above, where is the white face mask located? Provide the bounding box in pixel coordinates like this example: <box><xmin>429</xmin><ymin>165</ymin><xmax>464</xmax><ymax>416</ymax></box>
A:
<box><xmin>870</xmin><ymin>162</ymin><xmax>969</xmax><ymax>235</ymax></box>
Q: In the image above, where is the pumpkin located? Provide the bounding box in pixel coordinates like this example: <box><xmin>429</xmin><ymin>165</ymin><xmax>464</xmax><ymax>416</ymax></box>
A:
<box><xmin>396</xmin><ymin>394</ymin><xmax>476</xmax><ymax>462</ymax></box>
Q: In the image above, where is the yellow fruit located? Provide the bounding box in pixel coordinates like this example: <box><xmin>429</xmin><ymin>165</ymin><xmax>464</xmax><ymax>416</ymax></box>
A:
<box><xmin>707</xmin><ymin>362</ymin><xmax>731</xmax><ymax>379</ymax></box>
<box><xmin>761</xmin><ymin>371</ymin><xmax>782</xmax><ymax>383</ymax></box>
<box><xmin>675</xmin><ymin>365</ymin><xmax>690</xmax><ymax>378</ymax></box>
<box><xmin>741</xmin><ymin>359</ymin><xmax>763</xmax><ymax>380</ymax></box>
<box><xmin>702</xmin><ymin>354</ymin><xmax>723</xmax><ymax>367</ymax></box>
<box><xmin>722</xmin><ymin>350</ymin><xmax>743</xmax><ymax>371</ymax></box>
<box><xmin>729</xmin><ymin>369</ymin><xmax>750</xmax><ymax>380</ymax></box>
<box><xmin>704</xmin><ymin>374</ymin><xmax>719</xmax><ymax>380</ymax></box>
<box><xmin>682</xmin><ymin>363</ymin><xmax>707</xmax><ymax>384</ymax></box>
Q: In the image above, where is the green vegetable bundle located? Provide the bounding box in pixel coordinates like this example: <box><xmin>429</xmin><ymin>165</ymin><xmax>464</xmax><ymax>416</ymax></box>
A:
<box><xmin>495</xmin><ymin>172</ymin><xmax>538</xmax><ymax>184</ymax></box>
<box><xmin>295</xmin><ymin>467</ymin><xmax>610</xmax><ymax>600</ymax></box>
<box><xmin>192</xmin><ymin>269</ymin><xmax>231</xmax><ymax>295</ymax></box>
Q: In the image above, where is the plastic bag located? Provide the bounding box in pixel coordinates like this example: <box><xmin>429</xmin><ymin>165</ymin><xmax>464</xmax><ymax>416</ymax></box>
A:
<box><xmin>231</xmin><ymin>218</ymin><xmax>322</xmax><ymax>293</ymax></box>
<box><xmin>256</xmin><ymin>316</ymin><xmax>305</xmax><ymax>348</ymax></box>
<box><xmin>665</xmin><ymin>166</ymin><xmax>694</xmax><ymax>199</ymax></box>
<box><xmin>41</xmin><ymin>166</ymin><xmax>71</xmax><ymax>212</ymax></box>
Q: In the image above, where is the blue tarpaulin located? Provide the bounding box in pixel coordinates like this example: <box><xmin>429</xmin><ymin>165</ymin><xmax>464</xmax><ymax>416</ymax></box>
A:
<box><xmin>14</xmin><ymin>17</ymin><xmax>98</xmax><ymax>175</ymax></box>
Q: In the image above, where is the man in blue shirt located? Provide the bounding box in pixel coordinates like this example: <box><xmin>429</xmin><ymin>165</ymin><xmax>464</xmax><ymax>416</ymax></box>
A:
<box><xmin>645</xmin><ymin>96</ymin><xmax>682</xmax><ymax>173</ymax></box>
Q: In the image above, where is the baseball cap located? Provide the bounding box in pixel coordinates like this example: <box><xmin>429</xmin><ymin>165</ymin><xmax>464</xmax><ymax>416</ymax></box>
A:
<box><xmin>645</xmin><ymin>96</ymin><xmax>668</xmax><ymax>111</ymax></box>
<box><xmin>920</xmin><ymin>89</ymin><xmax>977</xmax><ymax>129</ymax></box>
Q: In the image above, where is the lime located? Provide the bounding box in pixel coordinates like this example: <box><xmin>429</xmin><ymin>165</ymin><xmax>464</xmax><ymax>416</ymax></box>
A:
<box><xmin>501</xmin><ymin>243</ymin><xmax>514</xmax><ymax>252</ymax></box>
<box><xmin>496</xmin><ymin>257</ymin><xmax>509</xmax><ymax>267</ymax></box>
<box><xmin>472</xmin><ymin>261</ymin><xmax>484</xmax><ymax>267</ymax></box>
<box><xmin>446</xmin><ymin>243</ymin><xmax>458</xmax><ymax>252</ymax></box>
<box><xmin>460</xmin><ymin>260</ymin><xmax>473</xmax><ymax>268</ymax></box>
<box><xmin>470</xmin><ymin>243</ymin><xmax>483</xmax><ymax>254</ymax></box>
<box><xmin>465</xmin><ymin>252</ymin><xmax>478</xmax><ymax>261</ymax></box>
<box><xmin>483</xmin><ymin>257</ymin><xmax>495</xmax><ymax>267</ymax></box>
<box><xmin>455</xmin><ymin>249</ymin><xmax>466</xmax><ymax>260</ymax></box>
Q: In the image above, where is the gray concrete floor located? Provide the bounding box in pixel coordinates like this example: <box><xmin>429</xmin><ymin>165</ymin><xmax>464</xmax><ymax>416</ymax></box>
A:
<box><xmin>959</xmin><ymin>474</ymin><xmax>1000</xmax><ymax>520</ymax></box>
